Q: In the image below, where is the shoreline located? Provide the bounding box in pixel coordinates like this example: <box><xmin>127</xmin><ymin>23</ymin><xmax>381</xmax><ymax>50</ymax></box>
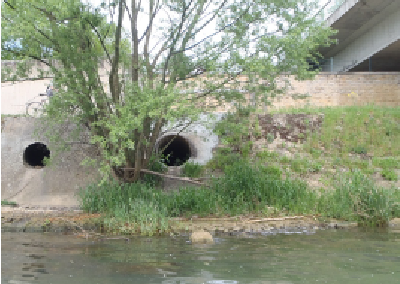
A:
<box><xmin>3</xmin><ymin>206</ymin><xmax>400</xmax><ymax>237</ymax></box>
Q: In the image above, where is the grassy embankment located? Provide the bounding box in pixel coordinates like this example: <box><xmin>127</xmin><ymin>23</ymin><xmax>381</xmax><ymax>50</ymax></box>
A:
<box><xmin>78</xmin><ymin>105</ymin><xmax>399</xmax><ymax>235</ymax></box>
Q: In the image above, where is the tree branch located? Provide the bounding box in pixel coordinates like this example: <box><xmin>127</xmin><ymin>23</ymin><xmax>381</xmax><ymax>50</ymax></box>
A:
<box><xmin>4</xmin><ymin>49</ymin><xmax>51</xmax><ymax>67</ymax></box>
<box><xmin>138</xmin><ymin>0</ymin><xmax>160</xmax><ymax>44</ymax></box>
<box><xmin>84</xmin><ymin>18</ymin><xmax>112</xmax><ymax>63</ymax></box>
<box><xmin>122</xmin><ymin>168</ymin><xmax>209</xmax><ymax>187</ymax></box>
<box><xmin>173</xmin><ymin>5</ymin><xmax>251</xmax><ymax>55</ymax></box>
<box><xmin>162</xmin><ymin>1</ymin><xmax>188</xmax><ymax>84</ymax></box>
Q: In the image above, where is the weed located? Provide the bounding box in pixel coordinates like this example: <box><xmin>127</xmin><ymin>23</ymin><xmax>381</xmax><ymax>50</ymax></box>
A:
<box><xmin>182</xmin><ymin>161</ymin><xmax>204</xmax><ymax>178</ymax></box>
<box><xmin>266</xmin><ymin>133</ymin><xmax>275</xmax><ymax>143</ymax></box>
<box><xmin>256</xmin><ymin>150</ymin><xmax>280</xmax><ymax>161</ymax></box>
<box><xmin>381</xmin><ymin>169</ymin><xmax>398</xmax><ymax>181</ymax></box>
<box><xmin>290</xmin><ymin>157</ymin><xmax>308</xmax><ymax>175</ymax></box>
<box><xmin>142</xmin><ymin>156</ymin><xmax>167</xmax><ymax>186</ymax></box>
<box><xmin>206</xmin><ymin>147</ymin><xmax>241</xmax><ymax>171</ymax></box>
<box><xmin>309</xmin><ymin>161</ymin><xmax>323</xmax><ymax>173</ymax></box>
<box><xmin>373</xmin><ymin>157</ymin><xmax>399</xmax><ymax>170</ymax></box>
<box><xmin>259</xmin><ymin>164</ymin><xmax>282</xmax><ymax>179</ymax></box>
<box><xmin>1</xmin><ymin>200</ymin><xmax>17</xmax><ymax>206</ymax></box>
<box><xmin>350</xmin><ymin>146</ymin><xmax>368</xmax><ymax>155</ymax></box>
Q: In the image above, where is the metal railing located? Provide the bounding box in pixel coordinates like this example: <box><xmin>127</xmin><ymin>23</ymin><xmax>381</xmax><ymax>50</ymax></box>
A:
<box><xmin>316</xmin><ymin>0</ymin><xmax>346</xmax><ymax>21</ymax></box>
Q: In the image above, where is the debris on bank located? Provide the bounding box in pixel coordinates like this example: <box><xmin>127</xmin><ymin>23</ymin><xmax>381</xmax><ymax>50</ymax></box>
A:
<box><xmin>3</xmin><ymin>207</ymin><xmax>400</xmax><ymax>238</ymax></box>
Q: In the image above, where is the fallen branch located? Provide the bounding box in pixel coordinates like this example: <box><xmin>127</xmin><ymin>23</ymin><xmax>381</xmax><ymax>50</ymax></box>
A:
<box><xmin>248</xmin><ymin>216</ymin><xmax>307</xmax><ymax>222</ymax></box>
<box><xmin>122</xmin><ymin>167</ymin><xmax>210</xmax><ymax>187</ymax></box>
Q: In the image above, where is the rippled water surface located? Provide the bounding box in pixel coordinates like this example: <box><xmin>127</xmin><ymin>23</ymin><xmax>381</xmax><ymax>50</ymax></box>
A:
<box><xmin>2</xmin><ymin>229</ymin><xmax>400</xmax><ymax>284</ymax></box>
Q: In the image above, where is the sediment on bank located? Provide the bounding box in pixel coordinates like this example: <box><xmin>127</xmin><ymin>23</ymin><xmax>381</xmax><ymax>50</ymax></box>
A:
<box><xmin>2</xmin><ymin>207</ymin><xmax>400</xmax><ymax>237</ymax></box>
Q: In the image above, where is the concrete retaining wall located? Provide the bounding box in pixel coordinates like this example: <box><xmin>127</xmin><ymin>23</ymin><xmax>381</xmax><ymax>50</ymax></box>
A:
<box><xmin>1</xmin><ymin>117</ymin><xmax>100</xmax><ymax>207</ymax></box>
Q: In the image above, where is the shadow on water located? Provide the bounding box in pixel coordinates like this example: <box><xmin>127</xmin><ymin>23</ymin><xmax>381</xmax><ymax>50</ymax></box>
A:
<box><xmin>2</xmin><ymin>228</ymin><xmax>400</xmax><ymax>284</ymax></box>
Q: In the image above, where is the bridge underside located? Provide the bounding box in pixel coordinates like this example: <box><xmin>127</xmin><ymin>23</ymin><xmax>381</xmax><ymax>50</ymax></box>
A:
<box><xmin>348</xmin><ymin>39</ymin><xmax>400</xmax><ymax>72</ymax></box>
<box><xmin>319</xmin><ymin>0</ymin><xmax>400</xmax><ymax>72</ymax></box>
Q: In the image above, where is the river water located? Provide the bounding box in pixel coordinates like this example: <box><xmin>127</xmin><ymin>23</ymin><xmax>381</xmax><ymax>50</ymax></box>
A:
<box><xmin>2</xmin><ymin>228</ymin><xmax>400</xmax><ymax>284</ymax></box>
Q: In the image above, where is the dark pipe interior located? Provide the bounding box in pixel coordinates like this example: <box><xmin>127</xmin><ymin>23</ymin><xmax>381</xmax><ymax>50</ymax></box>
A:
<box><xmin>158</xmin><ymin>135</ymin><xmax>191</xmax><ymax>166</ymax></box>
<box><xmin>23</xmin><ymin>142</ymin><xmax>50</xmax><ymax>167</ymax></box>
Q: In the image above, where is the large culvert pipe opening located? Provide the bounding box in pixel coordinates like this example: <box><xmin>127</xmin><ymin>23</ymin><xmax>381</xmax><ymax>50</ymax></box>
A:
<box><xmin>158</xmin><ymin>135</ymin><xmax>192</xmax><ymax>166</ymax></box>
<box><xmin>23</xmin><ymin>142</ymin><xmax>50</xmax><ymax>167</ymax></box>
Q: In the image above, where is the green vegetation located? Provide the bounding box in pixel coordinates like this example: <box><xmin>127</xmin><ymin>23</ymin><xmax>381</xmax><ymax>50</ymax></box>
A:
<box><xmin>1</xmin><ymin>200</ymin><xmax>18</xmax><ymax>206</ymax></box>
<box><xmin>142</xmin><ymin>157</ymin><xmax>167</xmax><ymax>186</ymax></box>
<box><xmin>2</xmin><ymin>0</ymin><xmax>334</xmax><ymax>184</ymax></box>
<box><xmin>373</xmin><ymin>157</ymin><xmax>400</xmax><ymax>169</ymax></box>
<box><xmin>280</xmin><ymin>105</ymin><xmax>399</xmax><ymax>157</ymax></box>
<box><xmin>182</xmin><ymin>161</ymin><xmax>204</xmax><ymax>178</ymax></box>
<box><xmin>206</xmin><ymin>147</ymin><xmax>242</xmax><ymax>171</ymax></box>
<box><xmin>320</xmin><ymin>170</ymin><xmax>399</xmax><ymax>227</ymax></box>
<box><xmin>80</xmin><ymin>157</ymin><xmax>400</xmax><ymax>235</ymax></box>
<box><xmin>381</xmin><ymin>169</ymin><xmax>398</xmax><ymax>181</ymax></box>
<box><xmin>79</xmin><ymin>159</ymin><xmax>318</xmax><ymax>234</ymax></box>
<box><xmin>77</xmin><ymin>105</ymin><xmax>399</xmax><ymax>235</ymax></box>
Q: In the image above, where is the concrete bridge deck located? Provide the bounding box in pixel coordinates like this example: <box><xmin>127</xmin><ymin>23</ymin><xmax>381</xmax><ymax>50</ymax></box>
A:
<box><xmin>320</xmin><ymin>0</ymin><xmax>400</xmax><ymax>72</ymax></box>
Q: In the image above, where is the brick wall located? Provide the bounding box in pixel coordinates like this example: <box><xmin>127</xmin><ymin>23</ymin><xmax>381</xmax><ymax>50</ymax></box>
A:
<box><xmin>270</xmin><ymin>72</ymin><xmax>400</xmax><ymax>109</ymax></box>
<box><xmin>2</xmin><ymin>59</ymin><xmax>399</xmax><ymax>111</ymax></box>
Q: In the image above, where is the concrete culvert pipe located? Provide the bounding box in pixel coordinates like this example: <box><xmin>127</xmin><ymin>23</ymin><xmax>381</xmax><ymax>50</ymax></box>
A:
<box><xmin>158</xmin><ymin>135</ymin><xmax>193</xmax><ymax>166</ymax></box>
<box><xmin>23</xmin><ymin>142</ymin><xmax>50</xmax><ymax>167</ymax></box>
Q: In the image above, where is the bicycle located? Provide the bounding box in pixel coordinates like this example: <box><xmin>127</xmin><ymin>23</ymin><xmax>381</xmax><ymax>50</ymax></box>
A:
<box><xmin>26</xmin><ymin>93</ymin><xmax>49</xmax><ymax>117</ymax></box>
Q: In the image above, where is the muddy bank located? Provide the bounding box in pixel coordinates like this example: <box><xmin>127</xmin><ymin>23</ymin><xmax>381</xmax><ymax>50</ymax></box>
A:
<box><xmin>3</xmin><ymin>206</ymin><xmax>400</xmax><ymax>238</ymax></box>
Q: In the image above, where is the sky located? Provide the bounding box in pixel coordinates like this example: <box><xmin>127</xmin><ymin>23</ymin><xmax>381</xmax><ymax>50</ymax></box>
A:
<box><xmin>3</xmin><ymin>0</ymin><xmax>340</xmax><ymax>59</ymax></box>
<box><xmin>80</xmin><ymin>0</ymin><xmax>339</xmax><ymax>60</ymax></box>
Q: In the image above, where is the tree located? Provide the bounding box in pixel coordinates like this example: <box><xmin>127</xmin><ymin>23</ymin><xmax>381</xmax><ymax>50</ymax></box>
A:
<box><xmin>2</xmin><ymin>0</ymin><xmax>334</xmax><ymax>182</ymax></box>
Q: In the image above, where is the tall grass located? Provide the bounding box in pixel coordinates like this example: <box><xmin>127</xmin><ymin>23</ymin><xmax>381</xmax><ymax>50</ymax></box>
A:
<box><xmin>211</xmin><ymin>160</ymin><xmax>318</xmax><ymax>215</ymax></box>
<box><xmin>78</xmin><ymin>182</ymin><xmax>168</xmax><ymax>235</ymax></box>
<box><xmin>79</xmin><ymin>158</ymin><xmax>400</xmax><ymax>235</ymax></box>
<box><xmin>320</xmin><ymin>170</ymin><xmax>400</xmax><ymax>226</ymax></box>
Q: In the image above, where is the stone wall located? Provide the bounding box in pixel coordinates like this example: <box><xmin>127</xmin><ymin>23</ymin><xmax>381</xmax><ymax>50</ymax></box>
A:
<box><xmin>270</xmin><ymin>72</ymin><xmax>400</xmax><ymax>109</ymax></box>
